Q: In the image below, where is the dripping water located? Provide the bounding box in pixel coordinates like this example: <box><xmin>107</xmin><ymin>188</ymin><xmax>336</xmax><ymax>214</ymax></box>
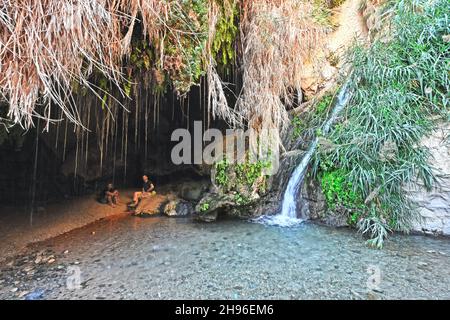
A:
<box><xmin>30</xmin><ymin>118</ymin><xmax>40</xmax><ymax>226</ymax></box>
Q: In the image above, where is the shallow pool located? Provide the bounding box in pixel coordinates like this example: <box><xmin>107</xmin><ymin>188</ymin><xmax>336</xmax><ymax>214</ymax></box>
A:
<box><xmin>0</xmin><ymin>216</ymin><xmax>449</xmax><ymax>299</ymax></box>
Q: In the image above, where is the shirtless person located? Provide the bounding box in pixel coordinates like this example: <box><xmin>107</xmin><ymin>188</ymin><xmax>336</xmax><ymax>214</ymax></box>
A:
<box><xmin>132</xmin><ymin>175</ymin><xmax>155</xmax><ymax>206</ymax></box>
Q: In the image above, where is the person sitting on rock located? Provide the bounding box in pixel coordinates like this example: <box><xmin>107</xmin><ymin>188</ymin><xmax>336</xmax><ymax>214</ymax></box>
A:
<box><xmin>103</xmin><ymin>183</ymin><xmax>120</xmax><ymax>208</ymax></box>
<box><xmin>132</xmin><ymin>175</ymin><xmax>155</xmax><ymax>206</ymax></box>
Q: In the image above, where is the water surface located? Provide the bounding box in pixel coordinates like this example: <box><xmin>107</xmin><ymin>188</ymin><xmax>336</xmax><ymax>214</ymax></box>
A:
<box><xmin>0</xmin><ymin>216</ymin><xmax>449</xmax><ymax>299</ymax></box>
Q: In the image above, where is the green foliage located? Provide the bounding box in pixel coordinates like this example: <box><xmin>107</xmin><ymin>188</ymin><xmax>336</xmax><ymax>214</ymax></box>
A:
<box><xmin>235</xmin><ymin>160</ymin><xmax>271</xmax><ymax>187</ymax></box>
<box><xmin>316</xmin><ymin>95</ymin><xmax>333</xmax><ymax>115</ymax></box>
<box><xmin>128</xmin><ymin>0</ymin><xmax>207</xmax><ymax>93</ymax></box>
<box><xmin>212</xmin><ymin>0</ymin><xmax>239</xmax><ymax>67</ymax></box>
<box><xmin>168</xmin><ymin>0</ymin><xmax>209</xmax><ymax>93</ymax></box>
<box><xmin>320</xmin><ymin>169</ymin><xmax>364</xmax><ymax>211</ymax></box>
<box><xmin>318</xmin><ymin>0</ymin><xmax>449</xmax><ymax>248</ymax></box>
<box><xmin>214</xmin><ymin>157</ymin><xmax>270</xmax><ymax>206</ymax></box>
<box><xmin>216</xmin><ymin>158</ymin><xmax>271</xmax><ymax>190</ymax></box>
<box><xmin>234</xmin><ymin>192</ymin><xmax>250</xmax><ymax>206</ymax></box>
<box><xmin>312</xmin><ymin>0</ymin><xmax>346</xmax><ymax>28</ymax></box>
<box><xmin>292</xmin><ymin>116</ymin><xmax>303</xmax><ymax>139</ymax></box>
<box><xmin>215</xmin><ymin>158</ymin><xmax>230</xmax><ymax>187</ymax></box>
<box><xmin>199</xmin><ymin>202</ymin><xmax>210</xmax><ymax>212</ymax></box>
<box><xmin>130</xmin><ymin>39</ymin><xmax>153</xmax><ymax>71</ymax></box>
<box><xmin>357</xmin><ymin>209</ymin><xmax>391</xmax><ymax>249</ymax></box>
<box><xmin>98</xmin><ymin>77</ymin><xmax>109</xmax><ymax>109</ymax></box>
<box><xmin>291</xmin><ymin>94</ymin><xmax>334</xmax><ymax>141</ymax></box>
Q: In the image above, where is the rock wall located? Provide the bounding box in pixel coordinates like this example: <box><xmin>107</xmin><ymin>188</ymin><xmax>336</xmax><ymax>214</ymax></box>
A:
<box><xmin>407</xmin><ymin>123</ymin><xmax>450</xmax><ymax>236</ymax></box>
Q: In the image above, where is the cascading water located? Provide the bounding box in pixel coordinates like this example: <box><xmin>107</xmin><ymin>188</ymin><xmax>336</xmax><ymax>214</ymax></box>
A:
<box><xmin>255</xmin><ymin>80</ymin><xmax>352</xmax><ymax>227</ymax></box>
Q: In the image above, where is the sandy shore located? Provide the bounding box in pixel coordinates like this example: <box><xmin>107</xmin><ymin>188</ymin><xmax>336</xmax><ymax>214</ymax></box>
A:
<box><xmin>0</xmin><ymin>190</ymin><xmax>135</xmax><ymax>261</ymax></box>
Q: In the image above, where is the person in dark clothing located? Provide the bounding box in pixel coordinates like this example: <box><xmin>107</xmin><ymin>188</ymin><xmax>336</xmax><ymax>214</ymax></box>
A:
<box><xmin>132</xmin><ymin>175</ymin><xmax>155</xmax><ymax>205</ymax></box>
<box><xmin>103</xmin><ymin>183</ymin><xmax>120</xmax><ymax>208</ymax></box>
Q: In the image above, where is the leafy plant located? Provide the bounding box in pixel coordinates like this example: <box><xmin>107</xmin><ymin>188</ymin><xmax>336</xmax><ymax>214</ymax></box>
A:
<box><xmin>199</xmin><ymin>202</ymin><xmax>210</xmax><ymax>212</ymax></box>
<box><xmin>212</xmin><ymin>0</ymin><xmax>239</xmax><ymax>67</ymax></box>
<box><xmin>292</xmin><ymin>116</ymin><xmax>303</xmax><ymax>139</ymax></box>
<box><xmin>320</xmin><ymin>169</ymin><xmax>364</xmax><ymax>211</ymax></box>
<box><xmin>161</xmin><ymin>0</ymin><xmax>209</xmax><ymax>93</ymax></box>
<box><xmin>215</xmin><ymin>159</ymin><xmax>230</xmax><ymax>187</ymax></box>
<box><xmin>316</xmin><ymin>95</ymin><xmax>333</xmax><ymax>115</ymax></box>
<box><xmin>235</xmin><ymin>160</ymin><xmax>271</xmax><ymax>187</ymax></box>
<box><xmin>234</xmin><ymin>192</ymin><xmax>249</xmax><ymax>206</ymax></box>
<box><xmin>214</xmin><ymin>157</ymin><xmax>270</xmax><ymax>206</ymax></box>
<box><xmin>317</xmin><ymin>0</ymin><xmax>449</xmax><ymax>248</ymax></box>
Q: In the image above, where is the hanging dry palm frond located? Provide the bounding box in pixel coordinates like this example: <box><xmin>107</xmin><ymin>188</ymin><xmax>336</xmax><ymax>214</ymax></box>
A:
<box><xmin>0</xmin><ymin>0</ymin><xmax>127</xmax><ymax>129</ymax></box>
<box><xmin>0</xmin><ymin>0</ymin><xmax>325</xmax><ymax>142</ymax></box>
<box><xmin>0</xmin><ymin>0</ymin><xmax>212</xmax><ymax>130</ymax></box>
<box><xmin>237</xmin><ymin>0</ymin><xmax>326</xmax><ymax>147</ymax></box>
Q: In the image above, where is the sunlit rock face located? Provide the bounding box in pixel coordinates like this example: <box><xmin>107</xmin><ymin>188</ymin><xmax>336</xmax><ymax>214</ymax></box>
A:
<box><xmin>407</xmin><ymin>123</ymin><xmax>450</xmax><ymax>236</ymax></box>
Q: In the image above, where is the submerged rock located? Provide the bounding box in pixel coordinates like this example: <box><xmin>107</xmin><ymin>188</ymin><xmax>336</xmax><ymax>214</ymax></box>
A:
<box><xmin>25</xmin><ymin>289</ymin><xmax>45</xmax><ymax>300</ymax></box>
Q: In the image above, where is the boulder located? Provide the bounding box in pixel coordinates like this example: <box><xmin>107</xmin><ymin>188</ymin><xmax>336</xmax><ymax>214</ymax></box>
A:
<box><xmin>179</xmin><ymin>180</ymin><xmax>209</xmax><ymax>201</ymax></box>
<box><xmin>163</xmin><ymin>199</ymin><xmax>194</xmax><ymax>217</ymax></box>
<box><xmin>133</xmin><ymin>194</ymin><xmax>167</xmax><ymax>216</ymax></box>
<box><xmin>318</xmin><ymin>207</ymin><xmax>349</xmax><ymax>227</ymax></box>
<box><xmin>194</xmin><ymin>193</ymin><xmax>236</xmax><ymax>222</ymax></box>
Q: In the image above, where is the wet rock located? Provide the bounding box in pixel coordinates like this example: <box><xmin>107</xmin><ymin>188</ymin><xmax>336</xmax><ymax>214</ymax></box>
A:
<box><xmin>197</xmin><ymin>210</ymin><xmax>219</xmax><ymax>223</ymax></box>
<box><xmin>163</xmin><ymin>199</ymin><xmax>194</xmax><ymax>217</ymax></box>
<box><xmin>320</xmin><ymin>209</ymin><xmax>349</xmax><ymax>228</ymax></box>
<box><xmin>300</xmin><ymin>177</ymin><xmax>329</xmax><ymax>219</ymax></box>
<box><xmin>25</xmin><ymin>289</ymin><xmax>45</xmax><ymax>300</ymax></box>
<box><xmin>194</xmin><ymin>193</ymin><xmax>236</xmax><ymax>222</ymax></box>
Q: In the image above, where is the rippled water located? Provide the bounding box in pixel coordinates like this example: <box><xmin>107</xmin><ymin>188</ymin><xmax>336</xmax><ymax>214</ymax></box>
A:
<box><xmin>0</xmin><ymin>216</ymin><xmax>449</xmax><ymax>299</ymax></box>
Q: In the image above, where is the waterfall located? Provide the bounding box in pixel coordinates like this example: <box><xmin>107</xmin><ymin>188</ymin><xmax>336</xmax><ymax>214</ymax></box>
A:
<box><xmin>255</xmin><ymin>81</ymin><xmax>352</xmax><ymax>227</ymax></box>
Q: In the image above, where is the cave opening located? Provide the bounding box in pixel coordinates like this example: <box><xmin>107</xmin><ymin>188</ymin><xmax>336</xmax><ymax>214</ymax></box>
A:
<box><xmin>0</xmin><ymin>81</ymin><xmax>237</xmax><ymax>207</ymax></box>
<box><xmin>0</xmin><ymin>13</ymin><xmax>245</xmax><ymax>212</ymax></box>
